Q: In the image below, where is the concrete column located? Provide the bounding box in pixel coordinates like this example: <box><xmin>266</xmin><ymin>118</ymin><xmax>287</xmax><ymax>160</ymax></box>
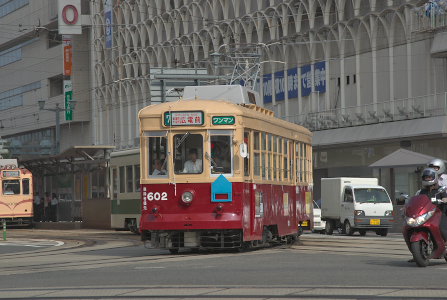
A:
<box><xmin>406</xmin><ymin>41</ymin><xmax>412</xmax><ymax>99</ymax></box>
<box><xmin>355</xmin><ymin>53</ymin><xmax>361</xmax><ymax>107</ymax></box>
<box><xmin>388</xmin><ymin>45</ymin><xmax>395</xmax><ymax>114</ymax></box>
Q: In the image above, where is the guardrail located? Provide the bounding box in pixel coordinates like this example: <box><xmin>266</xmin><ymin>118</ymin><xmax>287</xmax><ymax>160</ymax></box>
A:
<box><xmin>286</xmin><ymin>92</ymin><xmax>447</xmax><ymax>131</ymax></box>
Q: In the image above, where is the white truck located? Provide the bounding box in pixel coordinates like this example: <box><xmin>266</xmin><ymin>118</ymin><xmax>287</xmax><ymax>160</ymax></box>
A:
<box><xmin>321</xmin><ymin>178</ymin><xmax>394</xmax><ymax>236</ymax></box>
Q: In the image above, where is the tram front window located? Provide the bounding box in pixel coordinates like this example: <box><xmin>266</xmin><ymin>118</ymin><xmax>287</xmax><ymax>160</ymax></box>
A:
<box><xmin>210</xmin><ymin>135</ymin><xmax>232</xmax><ymax>174</ymax></box>
<box><xmin>148</xmin><ymin>135</ymin><xmax>168</xmax><ymax>177</ymax></box>
<box><xmin>174</xmin><ymin>133</ymin><xmax>203</xmax><ymax>174</ymax></box>
<box><xmin>3</xmin><ymin>180</ymin><xmax>20</xmax><ymax>195</ymax></box>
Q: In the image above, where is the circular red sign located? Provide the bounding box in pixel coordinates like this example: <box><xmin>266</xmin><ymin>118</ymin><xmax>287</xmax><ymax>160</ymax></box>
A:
<box><xmin>62</xmin><ymin>5</ymin><xmax>79</xmax><ymax>25</ymax></box>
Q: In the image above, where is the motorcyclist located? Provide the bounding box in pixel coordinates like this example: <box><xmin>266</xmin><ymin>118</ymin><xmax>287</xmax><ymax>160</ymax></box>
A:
<box><xmin>408</xmin><ymin>168</ymin><xmax>447</xmax><ymax>263</ymax></box>
<box><xmin>428</xmin><ymin>158</ymin><xmax>447</xmax><ymax>187</ymax></box>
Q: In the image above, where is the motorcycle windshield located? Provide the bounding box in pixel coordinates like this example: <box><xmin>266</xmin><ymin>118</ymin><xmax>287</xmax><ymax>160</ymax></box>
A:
<box><xmin>406</xmin><ymin>195</ymin><xmax>435</xmax><ymax>217</ymax></box>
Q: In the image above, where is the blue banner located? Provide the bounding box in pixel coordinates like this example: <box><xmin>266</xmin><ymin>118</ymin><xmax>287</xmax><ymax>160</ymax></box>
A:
<box><xmin>314</xmin><ymin>61</ymin><xmax>326</xmax><ymax>93</ymax></box>
<box><xmin>287</xmin><ymin>67</ymin><xmax>298</xmax><ymax>99</ymax></box>
<box><xmin>105</xmin><ymin>0</ymin><xmax>113</xmax><ymax>49</ymax></box>
<box><xmin>263</xmin><ymin>73</ymin><xmax>273</xmax><ymax>104</ymax></box>
<box><xmin>274</xmin><ymin>70</ymin><xmax>285</xmax><ymax>101</ymax></box>
<box><xmin>301</xmin><ymin>64</ymin><xmax>312</xmax><ymax>97</ymax></box>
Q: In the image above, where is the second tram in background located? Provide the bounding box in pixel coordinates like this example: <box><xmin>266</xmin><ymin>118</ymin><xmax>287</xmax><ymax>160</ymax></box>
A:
<box><xmin>139</xmin><ymin>85</ymin><xmax>313</xmax><ymax>252</ymax></box>
<box><xmin>0</xmin><ymin>159</ymin><xmax>33</xmax><ymax>226</ymax></box>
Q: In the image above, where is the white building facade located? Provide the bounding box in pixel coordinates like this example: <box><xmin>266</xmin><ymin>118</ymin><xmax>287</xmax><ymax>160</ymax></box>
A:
<box><xmin>91</xmin><ymin>0</ymin><xmax>447</xmax><ymax>201</ymax></box>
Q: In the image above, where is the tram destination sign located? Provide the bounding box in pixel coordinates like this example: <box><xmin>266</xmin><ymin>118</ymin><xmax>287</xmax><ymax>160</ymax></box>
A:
<box><xmin>212</xmin><ymin>116</ymin><xmax>235</xmax><ymax>125</ymax></box>
<box><xmin>164</xmin><ymin>111</ymin><xmax>204</xmax><ymax>126</ymax></box>
<box><xmin>2</xmin><ymin>171</ymin><xmax>20</xmax><ymax>177</ymax></box>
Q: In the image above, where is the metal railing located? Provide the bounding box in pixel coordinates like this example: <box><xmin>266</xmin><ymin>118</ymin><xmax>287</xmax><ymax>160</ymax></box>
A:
<box><xmin>286</xmin><ymin>92</ymin><xmax>447</xmax><ymax>131</ymax></box>
<box><xmin>411</xmin><ymin>5</ymin><xmax>447</xmax><ymax>32</ymax></box>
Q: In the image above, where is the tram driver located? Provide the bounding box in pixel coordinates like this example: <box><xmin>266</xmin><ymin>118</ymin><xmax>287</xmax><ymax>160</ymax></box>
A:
<box><xmin>152</xmin><ymin>159</ymin><xmax>166</xmax><ymax>175</ymax></box>
<box><xmin>183</xmin><ymin>148</ymin><xmax>202</xmax><ymax>173</ymax></box>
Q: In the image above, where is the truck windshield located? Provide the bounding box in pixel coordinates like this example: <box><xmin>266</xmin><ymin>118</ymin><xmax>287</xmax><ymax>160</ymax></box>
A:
<box><xmin>354</xmin><ymin>188</ymin><xmax>390</xmax><ymax>203</ymax></box>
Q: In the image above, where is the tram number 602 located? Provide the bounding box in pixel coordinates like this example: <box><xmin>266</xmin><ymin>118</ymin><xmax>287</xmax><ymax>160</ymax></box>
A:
<box><xmin>147</xmin><ymin>192</ymin><xmax>168</xmax><ymax>201</ymax></box>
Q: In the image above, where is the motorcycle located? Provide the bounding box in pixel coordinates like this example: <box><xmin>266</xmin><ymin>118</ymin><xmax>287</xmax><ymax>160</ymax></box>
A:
<box><xmin>403</xmin><ymin>188</ymin><xmax>447</xmax><ymax>267</ymax></box>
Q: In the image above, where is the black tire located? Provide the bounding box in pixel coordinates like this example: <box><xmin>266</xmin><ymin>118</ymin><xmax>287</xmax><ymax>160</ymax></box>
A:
<box><xmin>168</xmin><ymin>248</ymin><xmax>179</xmax><ymax>254</ymax></box>
<box><xmin>377</xmin><ymin>229</ymin><xmax>388</xmax><ymax>237</ymax></box>
<box><xmin>325</xmin><ymin>221</ymin><xmax>334</xmax><ymax>235</ymax></box>
<box><xmin>410</xmin><ymin>241</ymin><xmax>430</xmax><ymax>267</ymax></box>
<box><xmin>344</xmin><ymin>221</ymin><xmax>355</xmax><ymax>236</ymax></box>
<box><xmin>359</xmin><ymin>229</ymin><xmax>366</xmax><ymax>236</ymax></box>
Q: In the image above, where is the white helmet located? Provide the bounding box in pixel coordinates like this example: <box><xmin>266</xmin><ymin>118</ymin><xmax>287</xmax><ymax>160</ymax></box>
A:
<box><xmin>422</xmin><ymin>168</ymin><xmax>438</xmax><ymax>187</ymax></box>
<box><xmin>428</xmin><ymin>158</ymin><xmax>445</xmax><ymax>175</ymax></box>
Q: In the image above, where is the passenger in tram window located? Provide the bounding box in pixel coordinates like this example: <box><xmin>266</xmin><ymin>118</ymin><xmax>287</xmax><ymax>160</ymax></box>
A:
<box><xmin>183</xmin><ymin>148</ymin><xmax>202</xmax><ymax>173</ymax></box>
<box><xmin>152</xmin><ymin>159</ymin><xmax>166</xmax><ymax>175</ymax></box>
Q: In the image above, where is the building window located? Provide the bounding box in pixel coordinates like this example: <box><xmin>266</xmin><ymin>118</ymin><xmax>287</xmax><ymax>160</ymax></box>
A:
<box><xmin>0</xmin><ymin>0</ymin><xmax>29</xmax><ymax>18</ymax></box>
<box><xmin>346</xmin><ymin>75</ymin><xmax>350</xmax><ymax>85</ymax></box>
<box><xmin>0</xmin><ymin>81</ymin><xmax>41</xmax><ymax>111</ymax></box>
<box><xmin>0</xmin><ymin>38</ymin><xmax>37</xmax><ymax>67</ymax></box>
<box><xmin>48</xmin><ymin>31</ymin><xmax>62</xmax><ymax>48</ymax></box>
<box><xmin>353</xmin><ymin>74</ymin><xmax>356</xmax><ymax>84</ymax></box>
<box><xmin>48</xmin><ymin>74</ymin><xmax>63</xmax><ymax>98</ymax></box>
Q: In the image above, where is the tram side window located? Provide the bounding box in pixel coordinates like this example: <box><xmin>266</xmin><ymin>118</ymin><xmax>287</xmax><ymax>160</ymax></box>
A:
<box><xmin>112</xmin><ymin>168</ymin><xmax>118</xmax><ymax>199</ymax></box>
<box><xmin>253</xmin><ymin>131</ymin><xmax>261</xmax><ymax>177</ymax></box>
<box><xmin>244</xmin><ymin>131</ymin><xmax>250</xmax><ymax>176</ymax></box>
<box><xmin>134</xmin><ymin>165</ymin><xmax>140</xmax><ymax>192</ymax></box>
<box><xmin>283</xmin><ymin>140</ymin><xmax>289</xmax><ymax>180</ymax></box>
<box><xmin>3</xmin><ymin>180</ymin><xmax>20</xmax><ymax>195</ymax></box>
<box><xmin>149</xmin><ymin>136</ymin><xmax>168</xmax><ymax>177</ymax></box>
<box><xmin>174</xmin><ymin>133</ymin><xmax>203</xmax><ymax>174</ymax></box>
<box><xmin>126</xmin><ymin>166</ymin><xmax>133</xmax><ymax>193</ymax></box>
<box><xmin>305</xmin><ymin>144</ymin><xmax>312</xmax><ymax>183</ymax></box>
<box><xmin>22</xmin><ymin>178</ymin><xmax>30</xmax><ymax>195</ymax></box>
<box><xmin>119</xmin><ymin>166</ymin><xmax>125</xmax><ymax>193</ymax></box>
<box><xmin>296</xmin><ymin>143</ymin><xmax>302</xmax><ymax>183</ymax></box>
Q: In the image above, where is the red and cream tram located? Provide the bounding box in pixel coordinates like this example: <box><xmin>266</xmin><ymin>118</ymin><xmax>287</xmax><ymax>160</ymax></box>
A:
<box><xmin>139</xmin><ymin>86</ymin><xmax>312</xmax><ymax>252</ymax></box>
<box><xmin>0</xmin><ymin>159</ymin><xmax>33</xmax><ymax>226</ymax></box>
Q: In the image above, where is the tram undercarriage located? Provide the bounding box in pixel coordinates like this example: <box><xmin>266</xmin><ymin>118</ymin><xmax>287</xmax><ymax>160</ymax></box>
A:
<box><xmin>141</xmin><ymin>228</ymin><xmax>298</xmax><ymax>253</ymax></box>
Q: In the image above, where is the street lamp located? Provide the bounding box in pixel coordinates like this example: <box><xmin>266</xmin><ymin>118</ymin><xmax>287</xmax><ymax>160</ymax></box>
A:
<box><xmin>38</xmin><ymin>100</ymin><xmax>77</xmax><ymax>154</ymax></box>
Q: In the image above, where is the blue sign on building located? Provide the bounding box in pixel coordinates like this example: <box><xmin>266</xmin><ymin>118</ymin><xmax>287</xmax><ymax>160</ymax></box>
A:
<box><xmin>301</xmin><ymin>64</ymin><xmax>312</xmax><ymax>97</ymax></box>
<box><xmin>287</xmin><ymin>67</ymin><xmax>298</xmax><ymax>99</ymax></box>
<box><xmin>263</xmin><ymin>73</ymin><xmax>273</xmax><ymax>104</ymax></box>
<box><xmin>105</xmin><ymin>0</ymin><xmax>113</xmax><ymax>49</ymax></box>
<box><xmin>274</xmin><ymin>70</ymin><xmax>285</xmax><ymax>101</ymax></box>
<box><xmin>314</xmin><ymin>61</ymin><xmax>326</xmax><ymax>94</ymax></box>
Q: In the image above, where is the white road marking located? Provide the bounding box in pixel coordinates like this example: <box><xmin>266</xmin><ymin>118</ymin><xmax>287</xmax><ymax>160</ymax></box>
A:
<box><xmin>0</xmin><ymin>239</ymin><xmax>64</xmax><ymax>248</ymax></box>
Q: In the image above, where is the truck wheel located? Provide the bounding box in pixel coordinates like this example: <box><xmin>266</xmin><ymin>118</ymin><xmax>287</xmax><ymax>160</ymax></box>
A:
<box><xmin>344</xmin><ymin>221</ymin><xmax>355</xmax><ymax>236</ymax></box>
<box><xmin>376</xmin><ymin>229</ymin><xmax>388</xmax><ymax>237</ymax></box>
<box><xmin>359</xmin><ymin>229</ymin><xmax>366</xmax><ymax>236</ymax></box>
<box><xmin>169</xmin><ymin>248</ymin><xmax>179</xmax><ymax>254</ymax></box>
<box><xmin>325</xmin><ymin>221</ymin><xmax>334</xmax><ymax>235</ymax></box>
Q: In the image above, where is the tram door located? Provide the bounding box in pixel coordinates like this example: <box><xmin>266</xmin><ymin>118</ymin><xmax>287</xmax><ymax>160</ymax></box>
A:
<box><xmin>243</xmin><ymin>131</ymin><xmax>255</xmax><ymax>239</ymax></box>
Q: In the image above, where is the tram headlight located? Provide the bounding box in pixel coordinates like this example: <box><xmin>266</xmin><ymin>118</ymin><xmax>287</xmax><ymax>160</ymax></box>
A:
<box><xmin>181</xmin><ymin>191</ymin><xmax>194</xmax><ymax>204</ymax></box>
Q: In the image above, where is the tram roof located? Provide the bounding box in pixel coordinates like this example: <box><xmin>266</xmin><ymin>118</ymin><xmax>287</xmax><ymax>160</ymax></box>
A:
<box><xmin>138</xmin><ymin>99</ymin><xmax>312</xmax><ymax>137</ymax></box>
